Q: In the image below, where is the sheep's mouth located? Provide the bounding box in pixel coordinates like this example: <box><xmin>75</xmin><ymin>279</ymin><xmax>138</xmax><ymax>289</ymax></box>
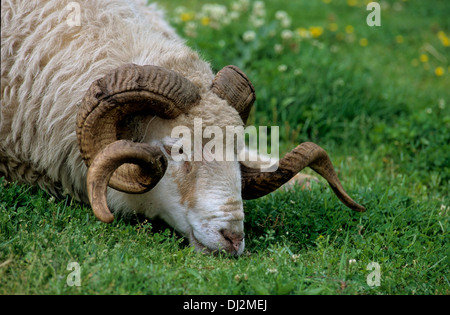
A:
<box><xmin>189</xmin><ymin>230</ymin><xmax>212</xmax><ymax>254</ymax></box>
<box><xmin>188</xmin><ymin>230</ymin><xmax>243</xmax><ymax>257</ymax></box>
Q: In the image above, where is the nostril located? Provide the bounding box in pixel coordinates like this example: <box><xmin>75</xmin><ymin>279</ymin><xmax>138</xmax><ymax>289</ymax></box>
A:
<box><xmin>221</xmin><ymin>230</ymin><xmax>244</xmax><ymax>252</ymax></box>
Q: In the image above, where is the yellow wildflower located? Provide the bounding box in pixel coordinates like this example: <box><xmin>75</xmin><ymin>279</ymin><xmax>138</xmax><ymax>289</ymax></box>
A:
<box><xmin>180</xmin><ymin>12</ymin><xmax>194</xmax><ymax>22</ymax></box>
<box><xmin>438</xmin><ymin>31</ymin><xmax>450</xmax><ymax>47</ymax></box>
<box><xmin>296</xmin><ymin>27</ymin><xmax>310</xmax><ymax>38</ymax></box>
<box><xmin>395</xmin><ymin>35</ymin><xmax>404</xmax><ymax>43</ymax></box>
<box><xmin>420</xmin><ymin>54</ymin><xmax>428</xmax><ymax>63</ymax></box>
<box><xmin>201</xmin><ymin>17</ymin><xmax>210</xmax><ymax>26</ymax></box>
<box><xmin>309</xmin><ymin>26</ymin><xmax>324</xmax><ymax>38</ymax></box>
<box><xmin>345</xmin><ymin>25</ymin><xmax>354</xmax><ymax>34</ymax></box>
<box><xmin>328</xmin><ymin>23</ymin><xmax>338</xmax><ymax>32</ymax></box>
<box><xmin>359</xmin><ymin>38</ymin><xmax>368</xmax><ymax>47</ymax></box>
<box><xmin>323</xmin><ymin>0</ymin><xmax>332</xmax><ymax>3</ymax></box>
<box><xmin>442</xmin><ymin>37</ymin><xmax>450</xmax><ymax>47</ymax></box>
<box><xmin>435</xmin><ymin>67</ymin><xmax>444</xmax><ymax>77</ymax></box>
<box><xmin>347</xmin><ymin>0</ymin><xmax>358</xmax><ymax>6</ymax></box>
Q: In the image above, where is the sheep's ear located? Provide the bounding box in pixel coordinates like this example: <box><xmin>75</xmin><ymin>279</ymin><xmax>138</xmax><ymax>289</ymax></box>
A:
<box><xmin>211</xmin><ymin>65</ymin><xmax>255</xmax><ymax>124</ymax></box>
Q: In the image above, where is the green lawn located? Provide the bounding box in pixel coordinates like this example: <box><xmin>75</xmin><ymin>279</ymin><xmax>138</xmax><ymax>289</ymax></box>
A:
<box><xmin>1</xmin><ymin>0</ymin><xmax>449</xmax><ymax>294</ymax></box>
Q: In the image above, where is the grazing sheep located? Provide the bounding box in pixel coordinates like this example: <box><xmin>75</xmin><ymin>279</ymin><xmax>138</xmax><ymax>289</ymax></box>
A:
<box><xmin>0</xmin><ymin>0</ymin><xmax>365</xmax><ymax>256</ymax></box>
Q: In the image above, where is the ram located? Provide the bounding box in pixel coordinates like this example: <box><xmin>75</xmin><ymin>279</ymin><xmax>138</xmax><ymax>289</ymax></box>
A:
<box><xmin>0</xmin><ymin>0</ymin><xmax>365</xmax><ymax>256</ymax></box>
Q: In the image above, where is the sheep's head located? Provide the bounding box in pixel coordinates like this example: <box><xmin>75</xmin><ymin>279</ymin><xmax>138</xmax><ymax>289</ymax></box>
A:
<box><xmin>76</xmin><ymin>64</ymin><xmax>365</xmax><ymax>256</ymax></box>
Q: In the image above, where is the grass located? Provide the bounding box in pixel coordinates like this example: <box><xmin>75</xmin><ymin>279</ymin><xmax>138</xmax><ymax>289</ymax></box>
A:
<box><xmin>1</xmin><ymin>0</ymin><xmax>449</xmax><ymax>295</ymax></box>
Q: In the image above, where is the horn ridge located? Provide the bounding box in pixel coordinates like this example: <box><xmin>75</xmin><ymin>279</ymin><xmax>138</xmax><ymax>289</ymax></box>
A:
<box><xmin>211</xmin><ymin>65</ymin><xmax>255</xmax><ymax>124</ymax></box>
<box><xmin>87</xmin><ymin>140</ymin><xmax>168</xmax><ymax>223</ymax></box>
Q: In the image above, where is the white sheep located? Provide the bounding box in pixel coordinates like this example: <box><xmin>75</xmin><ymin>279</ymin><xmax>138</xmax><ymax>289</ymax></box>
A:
<box><xmin>0</xmin><ymin>0</ymin><xmax>365</xmax><ymax>256</ymax></box>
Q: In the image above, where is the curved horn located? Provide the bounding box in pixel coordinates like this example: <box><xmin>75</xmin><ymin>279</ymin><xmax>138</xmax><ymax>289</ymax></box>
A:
<box><xmin>240</xmin><ymin>142</ymin><xmax>366</xmax><ymax>212</ymax></box>
<box><xmin>211</xmin><ymin>65</ymin><xmax>255</xmax><ymax>124</ymax></box>
<box><xmin>87</xmin><ymin>140</ymin><xmax>167</xmax><ymax>223</ymax></box>
<box><xmin>77</xmin><ymin>63</ymin><xmax>200</xmax><ymax>193</ymax></box>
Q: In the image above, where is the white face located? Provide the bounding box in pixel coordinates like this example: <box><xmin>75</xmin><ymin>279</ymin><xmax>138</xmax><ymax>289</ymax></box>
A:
<box><xmin>153</xmin><ymin>153</ymin><xmax>245</xmax><ymax>256</ymax></box>
<box><xmin>115</xmin><ymin>95</ymin><xmax>247</xmax><ymax>255</ymax></box>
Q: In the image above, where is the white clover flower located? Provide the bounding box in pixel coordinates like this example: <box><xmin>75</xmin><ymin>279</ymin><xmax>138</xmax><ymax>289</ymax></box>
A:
<box><xmin>275</xmin><ymin>10</ymin><xmax>291</xmax><ymax>28</ymax></box>
<box><xmin>330</xmin><ymin>45</ymin><xmax>339</xmax><ymax>53</ymax></box>
<box><xmin>312</xmin><ymin>40</ymin><xmax>325</xmax><ymax>49</ymax></box>
<box><xmin>253</xmin><ymin>1</ymin><xmax>265</xmax><ymax>11</ymax></box>
<box><xmin>274</xmin><ymin>43</ymin><xmax>283</xmax><ymax>54</ymax></box>
<box><xmin>229</xmin><ymin>11</ymin><xmax>240</xmax><ymax>20</ymax></box>
<box><xmin>184</xmin><ymin>21</ymin><xmax>197</xmax><ymax>38</ymax></box>
<box><xmin>278</xmin><ymin>64</ymin><xmax>287</xmax><ymax>72</ymax></box>
<box><xmin>231</xmin><ymin>2</ymin><xmax>242</xmax><ymax>12</ymax></box>
<box><xmin>174</xmin><ymin>6</ymin><xmax>187</xmax><ymax>16</ymax></box>
<box><xmin>172</xmin><ymin>6</ymin><xmax>188</xmax><ymax>23</ymax></box>
<box><xmin>250</xmin><ymin>17</ymin><xmax>265</xmax><ymax>28</ymax></box>
<box><xmin>252</xmin><ymin>1</ymin><xmax>266</xmax><ymax>18</ymax></box>
<box><xmin>201</xmin><ymin>4</ymin><xmax>228</xmax><ymax>21</ymax></box>
<box><xmin>275</xmin><ymin>10</ymin><xmax>288</xmax><ymax>21</ymax></box>
<box><xmin>349</xmin><ymin>259</ymin><xmax>357</xmax><ymax>265</ymax></box>
<box><xmin>281</xmin><ymin>29</ymin><xmax>293</xmax><ymax>40</ymax></box>
<box><xmin>281</xmin><ymin>17</ymin><xmax>292</xmax><ymax>28</ymax></box>
<box><xmin>232</xmin><ymin>0</ymin><xmax>250</xmax><ymax>12</ymax></box>
<box><xmin>222</xmin><ymin>16</ymin><xmax>231</xmax><ymax>26</ymax></box>
<box><xmin>243</xmin><ymin>30</ymin><xmax>256</xmax><ymax>42</ymax></box>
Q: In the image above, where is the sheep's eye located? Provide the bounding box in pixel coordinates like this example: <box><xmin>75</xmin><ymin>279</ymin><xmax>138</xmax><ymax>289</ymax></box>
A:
<box><xmin>179</xmin><ymin>147</ymin><xmax>183</xmax><ymax>155</ymax></box>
